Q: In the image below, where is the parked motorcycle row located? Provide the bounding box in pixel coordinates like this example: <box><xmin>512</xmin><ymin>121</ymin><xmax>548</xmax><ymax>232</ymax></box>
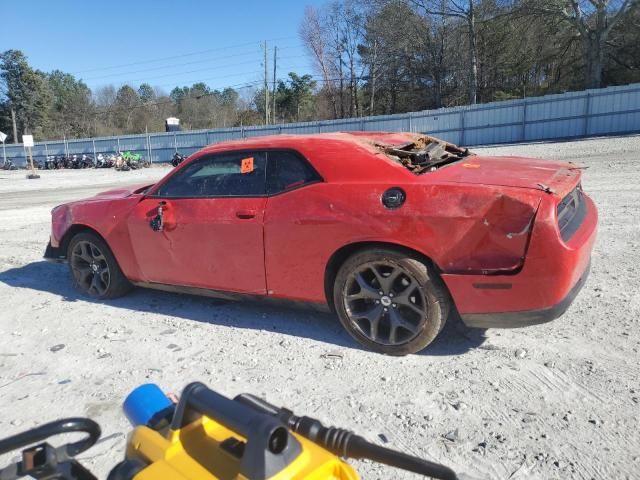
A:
<box><xmin>1</xmin><ymin>159</ymin><xmax>17</xmax><ymax>170</ymax></box>
<box><xmin>2</xmin><ymin>151</ymin><xmax>188</xmax><ymax>172</ymax></box>
<box><xmin>43</xmin><ymin>154</ymin><xmax>97</xmax><ymax>170</ymax></box>
<box><xmin>37</xmin><ymin>152</ymin><xmax>151</xmax><ymax>171</ymax></box>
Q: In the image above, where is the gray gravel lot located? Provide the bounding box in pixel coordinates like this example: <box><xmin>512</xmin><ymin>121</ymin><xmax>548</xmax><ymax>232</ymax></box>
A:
<box><xmin>0</xmin><ymin>135</ymin><xmax>639</xmax><ymax>479</ymax></box>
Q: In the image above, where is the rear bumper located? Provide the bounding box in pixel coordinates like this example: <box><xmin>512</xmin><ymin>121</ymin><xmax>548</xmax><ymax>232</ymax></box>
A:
<box><xmin>442</xmin><ymin>192</ymin><xmax>597</xmax><ymax>328</ymax></box>
<box><xmin>44</xmin><ymin>240</ymin><xmax>66</xmax><ymax>263</ymax></box>
<box><xmin>461</xmin><ymin>260</ymin><xmax>590</xmax><ymax>328</ymax></box>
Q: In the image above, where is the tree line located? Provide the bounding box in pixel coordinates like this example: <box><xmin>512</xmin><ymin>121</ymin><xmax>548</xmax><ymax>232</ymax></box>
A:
<box><xmin>301</xmin><ymin>0</ymin><xmax>639</xmax><ymax>117</ymax></box>
<box><xmin>0</xmin><ymin>50</ymin><xmax>319</xmax><ymax>143</ymax></box>
<box><xmin>1</xmin><ymin>0</ymin><xmax>638</xmax><ymax>143</ymax></box>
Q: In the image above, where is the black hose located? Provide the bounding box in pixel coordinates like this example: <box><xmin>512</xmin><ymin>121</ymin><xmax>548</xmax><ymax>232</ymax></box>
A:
<box><xmin>236</xmin><ymin>394</ymin><xmax>458</xmax><ymax>480</ymax></box>
<box><xmin>0</xmin><ymin>418</ymin><xmax>101</xmax><ymax>458</ymax></box>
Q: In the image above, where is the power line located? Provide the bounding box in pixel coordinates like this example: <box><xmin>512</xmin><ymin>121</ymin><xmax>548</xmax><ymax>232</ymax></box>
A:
<box><xmin>84</xmin><ymin>54</ymin><xmax>308</xmax><ymax>85</ymax></box>
<box><xmin>71</xmin><ymin>36</ymin><xmax>299</xmax><ymax>74</ymax></box>
<box><xmin>144</xmin><ymin>60</ymin><xmax>313</xmax><ymax>92</ymax></box>
<box><xmin>80</xmin><ymin>45</ymin><xmax>304</xmax><ymax>81</ymax></box>
<box><xmin>151</xmin><ymin>71</ymin><xmax>265</xmax><ymax>91</ymax></box>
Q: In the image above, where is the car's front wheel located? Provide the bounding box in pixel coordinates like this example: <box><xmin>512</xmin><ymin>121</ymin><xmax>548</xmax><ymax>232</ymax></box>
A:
<box><xmin>333</xmin><ymin>248</ymin><xmax>450</xmax><ymax>355</ymax></box>
<box><xmin>68</xmin><ymin>232</ymin><xmax>132</xmax><ymax>299</ymax></box>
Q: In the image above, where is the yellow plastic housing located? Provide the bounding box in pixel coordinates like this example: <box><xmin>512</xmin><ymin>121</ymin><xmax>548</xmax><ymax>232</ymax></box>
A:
<box><xmin>125</xmin><ymin>415</ymin><xmax>359</xmax><ymax>480</ymax></box>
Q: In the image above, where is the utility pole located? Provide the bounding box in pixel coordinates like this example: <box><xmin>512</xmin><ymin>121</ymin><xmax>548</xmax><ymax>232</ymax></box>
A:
<box><xmin>263</xmin><ymin>41</ymin><xmax>269</xmax><ymax>125</ymax></box>
<box><xmin>11</xmin><ymin>108</ymin><xmax>18</xmax><ymax>144</ymax></box>
<box><xmin>272</xmin><ymin>46</ymin><xmax>277</xmax><ymax>124</ymax></box>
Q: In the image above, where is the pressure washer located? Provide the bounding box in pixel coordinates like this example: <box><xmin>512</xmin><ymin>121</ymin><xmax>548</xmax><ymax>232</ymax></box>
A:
<box><xmin>0</xmin><ymin>382</ymin><xmax>458</xmax><ymax>480</ymax></box>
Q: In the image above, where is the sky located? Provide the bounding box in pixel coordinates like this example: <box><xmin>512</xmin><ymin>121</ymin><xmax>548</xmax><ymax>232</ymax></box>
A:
<box><xmin>0</xmin><ymin>0</ymin><xmax>325</xmax><ymax>94</ymax></box>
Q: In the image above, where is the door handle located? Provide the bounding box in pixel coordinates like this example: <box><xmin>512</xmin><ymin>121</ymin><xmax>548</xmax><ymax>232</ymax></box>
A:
<box><xmin>236</xmin><ymin>209</ymin><xmax>256</xmax><ymax>219</ymax></box>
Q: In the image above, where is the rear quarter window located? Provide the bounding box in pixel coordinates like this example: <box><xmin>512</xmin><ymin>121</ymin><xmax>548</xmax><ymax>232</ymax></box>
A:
<box><xmin>266</xmin><ymin>150</ymin><xmax>321</xmax><ymax>195</ymax></box>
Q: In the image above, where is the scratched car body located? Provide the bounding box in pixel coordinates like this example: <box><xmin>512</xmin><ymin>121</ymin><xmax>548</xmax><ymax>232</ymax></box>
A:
<box><xmin>45</xmin><ymin>132</ymin><xmax>597</xmax><ymax>355</ymax></box>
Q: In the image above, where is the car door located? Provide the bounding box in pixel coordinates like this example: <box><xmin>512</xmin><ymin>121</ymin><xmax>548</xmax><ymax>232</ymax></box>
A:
<box><xmin>127</xmin><ymin>150</ymin><xmax>268</xmax><ymax>295</ymax></box>
<box><xmin>263</xmin><ymin>150</ymin><xmax>326</xmax><ymax>302</ymax></box>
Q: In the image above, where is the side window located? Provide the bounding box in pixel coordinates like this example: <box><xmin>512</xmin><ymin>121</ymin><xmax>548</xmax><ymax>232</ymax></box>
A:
<box><xmin>156</xmin><ymin>151</ymin><xmax>266</xmax><ymax>198</ymax></box>
<box><xmin>266</xmin><ymin>150</ymin><xmax>321</xmax><ymax>195</ymax></box>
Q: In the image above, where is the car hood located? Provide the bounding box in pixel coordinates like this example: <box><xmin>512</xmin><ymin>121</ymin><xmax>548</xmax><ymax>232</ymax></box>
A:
<box><xmin>436</xmin><ymin>156</ymin><xmax>581</xmax><ymax>197</ymax></box>
<box><xmin>91</xmin><ymin>183</ymin><xmax>154</xmax><ymax>199</ymax></box>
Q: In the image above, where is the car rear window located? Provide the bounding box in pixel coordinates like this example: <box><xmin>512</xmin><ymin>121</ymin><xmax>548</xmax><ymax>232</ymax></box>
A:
<box><xmin>373</xmin><ymin>134</ymin><xmax>473</xmax><ymax>174</ymax></box>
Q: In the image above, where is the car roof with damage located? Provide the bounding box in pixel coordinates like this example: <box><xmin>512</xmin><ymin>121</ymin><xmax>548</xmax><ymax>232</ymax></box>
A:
<box><xmin>190</xmin><ymin>132</ymin><xmax>469</xmax><ymax>182</ymax></box>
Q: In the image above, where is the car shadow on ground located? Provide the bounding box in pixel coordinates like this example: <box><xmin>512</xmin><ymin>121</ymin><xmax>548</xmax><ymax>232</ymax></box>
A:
<box><xmin>0</xmin><ymin>261</ymin><xmax>487</xmax><ymax>357</ymax></box>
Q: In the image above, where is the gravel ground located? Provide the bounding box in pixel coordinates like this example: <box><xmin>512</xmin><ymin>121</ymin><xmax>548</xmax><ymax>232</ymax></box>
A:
<box><xmin>0</xmin><ymin>135</ymin><xmax>639</xmax><ymax>479</ymax></box>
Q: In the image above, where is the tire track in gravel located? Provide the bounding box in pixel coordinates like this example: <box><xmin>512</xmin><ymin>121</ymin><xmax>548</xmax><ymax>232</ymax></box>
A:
<box><xmin>0</xmin><ymin>185</ymin><xmax>127</xmax><ymax>211</ymax></box>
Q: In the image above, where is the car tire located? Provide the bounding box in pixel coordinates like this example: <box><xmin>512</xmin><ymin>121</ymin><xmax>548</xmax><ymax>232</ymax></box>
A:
<box><xmin>67</xmin><ymin>231</ymin><xmax>132</xmax><ymax>299</ymax></box>
<box><xmin>333</xmin><ymin>248</ymin><xmax>450</xmax><ymax>355</ymax></box>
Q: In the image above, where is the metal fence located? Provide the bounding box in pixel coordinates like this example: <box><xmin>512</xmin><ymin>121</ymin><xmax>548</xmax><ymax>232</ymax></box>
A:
<box><xmin>2</xmin><ymin>82</ymin><xmax>640</xmax><ymax>167</ymax></box>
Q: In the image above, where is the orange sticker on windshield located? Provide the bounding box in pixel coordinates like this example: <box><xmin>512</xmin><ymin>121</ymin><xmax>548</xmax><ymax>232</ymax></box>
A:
<box><xmin>240</xmin><ymin>157</ymin><xmax>254</xmax><ymax>174</ymax></box>
<box><xmin>463</xmin><ymin>163</ymin><xmax>481</xmax><ymax>169</ymax></box>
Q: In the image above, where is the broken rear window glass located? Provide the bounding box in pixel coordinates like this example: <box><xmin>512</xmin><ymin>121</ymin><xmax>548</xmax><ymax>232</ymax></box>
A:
<box><xmin>373</xmin><ymin>135</ymin><xmax>473</xmax><ymax>174</ymax></box>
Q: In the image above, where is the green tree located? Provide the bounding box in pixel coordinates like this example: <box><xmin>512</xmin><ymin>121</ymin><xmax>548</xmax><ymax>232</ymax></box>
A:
<box><xmin>46</xmin><ymin>70</ymin><xmax>94</xmax><ymax>138</ymax></box>
<box><xmin>114</xmin><ymin>85</ymin><xmax>140</xmax><ymax>132</ymax></box>
<box><xmin>0</xmin><ymin>50</ymin><xmax>51</xmax><ymax>141</ymax></box>
<box><xmin>277</xmin><ymin>72</ymin><xmax>317</xmax><ymax>122</ymax></box>
<box><xmin>138</xmin><ymin>83</ymin><xmax>156</xmax><ymax>103</ymax></box>
<box><xmin>170</xmin><ymin>86</ymin><xmax>190</xmax><ymax>103</ymax></box>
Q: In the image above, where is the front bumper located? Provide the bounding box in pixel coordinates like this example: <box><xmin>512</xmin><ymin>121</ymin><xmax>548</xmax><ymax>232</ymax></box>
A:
<box><xmin>461</xmin><ymin>260</ymin><xmax>590</xmax><ymax>328</ymax></box>
<box><xmin>44</xmin><ymin>240</ymin><xmax>66</xmax><ymax>263</ymax></box>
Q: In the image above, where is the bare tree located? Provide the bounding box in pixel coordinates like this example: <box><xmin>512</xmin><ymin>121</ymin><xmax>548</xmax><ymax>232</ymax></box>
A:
<box><xmin>301</xmin><ymin>2</ymin><xmax>366</xmax><ymax>119</ymax></box>
<box><xmin>300</xmin><ymin>6</ymin><xmax>340</xmax><ymax>118</ymax></box>
<box><xmin>412</xmin><ymin>0</ymin><xmax>482</xmax><ymax>104</ymax></box>
<box><xmin>340</xmin><ymin>1</ymin><xmax>365</xmax><ymax>117</ymax></box>
<box><xmin>524</xmin><ymin>0</ymin><xmax>640</xmax><ymax>88</ymax></box>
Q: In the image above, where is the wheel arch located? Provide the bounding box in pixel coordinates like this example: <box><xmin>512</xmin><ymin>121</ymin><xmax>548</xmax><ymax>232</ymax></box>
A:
<box><xmin>323</xmin><ymin>241</ymin><xmax>444</xmax><ymax>311</ymax></box>
<box><xmin>59</xmin><ymin>224</ymin><xmax>109</xmax><ymax>258</ymax></box>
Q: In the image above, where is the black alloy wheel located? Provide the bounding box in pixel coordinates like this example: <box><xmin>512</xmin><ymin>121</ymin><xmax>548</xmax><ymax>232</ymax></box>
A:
<box><xmin>333</xmin><ymin>248</ymin><xmax>450</xmax><ymax>355</ymax></box>
<box><xmin>70</xmin><ymin>240</ymin><xmax>111</xmax><ymax>297</ymax></box>
<box><xmin>67</xmin><ymin>232</ymin><xmax>132</xmax><ymax>299</ymax></box>
<box><xmin>343</xmin><ymin>261</ymin><xmax>427</xmax><ymax>346</ymax></box>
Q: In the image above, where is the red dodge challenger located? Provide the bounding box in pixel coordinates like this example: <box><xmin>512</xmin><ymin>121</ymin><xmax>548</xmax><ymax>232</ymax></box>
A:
<box><xmin>45</xmin><ymin>132</ymin><xmax>597</xmax><ymax>355</ymax></box>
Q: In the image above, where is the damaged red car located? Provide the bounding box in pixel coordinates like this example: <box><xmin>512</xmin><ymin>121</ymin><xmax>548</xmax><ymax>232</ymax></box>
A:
<box><xmin>45</xmin><ymin>132</ymin><xmax>597</xmax><ymax>355</ymax></box>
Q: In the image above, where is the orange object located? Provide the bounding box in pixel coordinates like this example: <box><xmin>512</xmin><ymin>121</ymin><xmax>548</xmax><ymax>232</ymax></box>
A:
<box><xmin>463</xmin><ymin>163</ymin><xmax>481</xmax><ymax>169</ymax></box>
<box><xmin>240</xmin><ymin>157</ymin><xmax>254</xmax><ymax>174</ymax></box>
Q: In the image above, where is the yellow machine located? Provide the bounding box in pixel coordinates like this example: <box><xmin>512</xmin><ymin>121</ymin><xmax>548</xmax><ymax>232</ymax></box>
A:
<box><xmin>123</xmin><ymin>416</ymin><xmax>358</xmax><ymax>480</ymax></box>
<box><xmin>0</xmin><ymin>382</ymin><xmax>457</xmax><ymax>480</ymax></box>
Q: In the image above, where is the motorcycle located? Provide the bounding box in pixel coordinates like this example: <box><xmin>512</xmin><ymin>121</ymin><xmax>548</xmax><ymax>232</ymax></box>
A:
<box><xmin>117</xmin><ymin>151</ymin><xmax>150</xmax><ymax>170</ymax></box>
<box><xmin>171</xmin><ymin>152</ymin><xmax>187</xmax><ymax>167</ymax></box>
<box><xmin>45</xmin><ymin>156</ymin><xmax>56</xmax><ymax>170</ymax></box>
<box><xmin>31</xmin><ymin>158</ymin><xmax>44</xmax><ymax>169</ymax></box>
<box><xmin>114</xmin><ymin>152</ymin><xmax>129</xmax><ymax>171</ymax></box>
<box><xmin>1</xmin><ymin>159</ymin><xmax>17</xmax><ymax>170</ymax></box>
<box><xmin>61</xmin><ymin>155</ymin><xmax>73</xmax><ymax>169</ymax></box>
<box><xmin>96</xmin><ymin>153</ymin><xmax>113</xmax><ymax>168</ymax></box>
<box><xmin>80</xmin><ymin>155</ymin><xmax>95</xmax><ymax>169</ymax></box>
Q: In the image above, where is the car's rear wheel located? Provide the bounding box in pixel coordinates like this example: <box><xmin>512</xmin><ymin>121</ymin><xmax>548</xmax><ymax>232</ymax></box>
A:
<box><xmin>333</xmin><ymin>248</ymin><xmax>450</xmax><ymax>355</ymax></box>
<box><xmin>68</xmin><ymin>232</ymin><xmax>132</xmax><ymax>299</ymax></box>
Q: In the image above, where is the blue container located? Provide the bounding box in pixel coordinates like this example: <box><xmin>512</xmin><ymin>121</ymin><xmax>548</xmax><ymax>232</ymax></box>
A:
<box><xmin>123</xmin><ymin>383</ymin><xmax>174</xmax><ymax>428</ymax></box>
